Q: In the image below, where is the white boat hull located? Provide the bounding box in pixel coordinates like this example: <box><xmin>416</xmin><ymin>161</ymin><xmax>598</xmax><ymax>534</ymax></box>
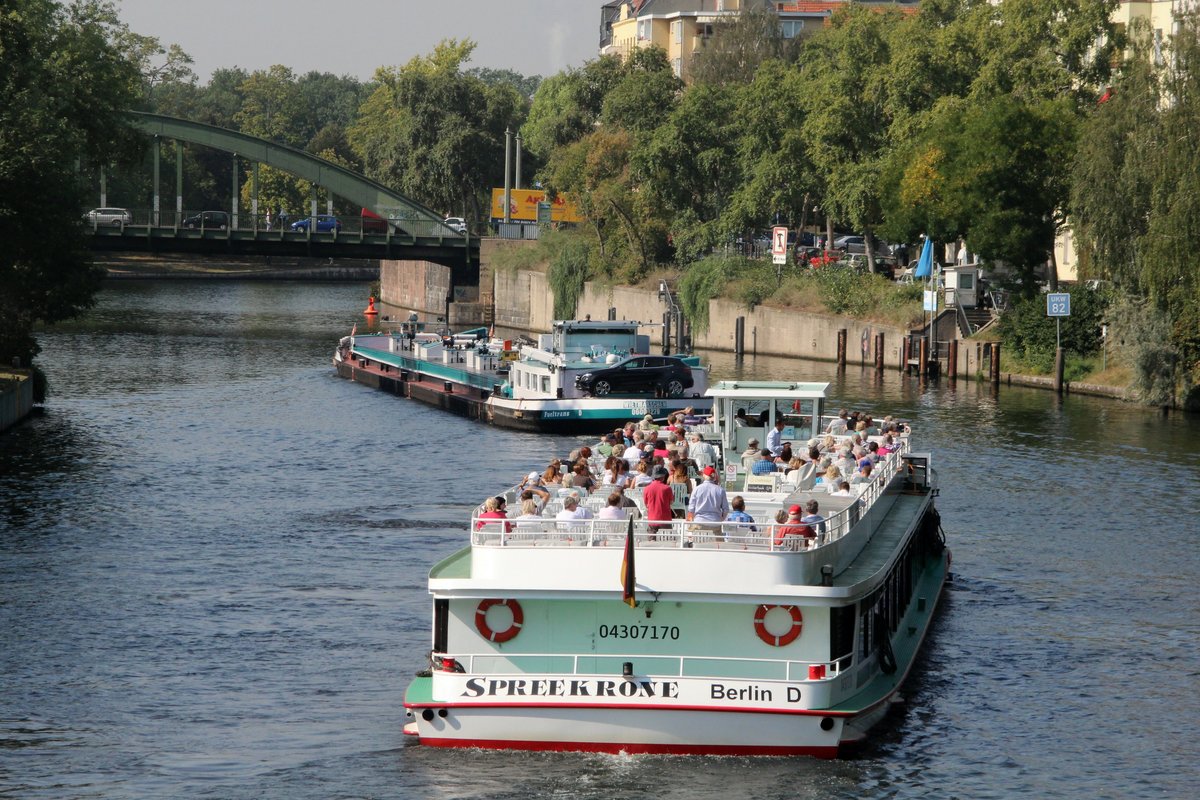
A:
<box><xmin>408</xmin><ymin>704</ymin><xmax>845</xmax><ymax>757</ymax></box>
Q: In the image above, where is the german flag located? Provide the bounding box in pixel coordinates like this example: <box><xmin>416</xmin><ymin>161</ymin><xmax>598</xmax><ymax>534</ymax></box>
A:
<box><xmin>620</xmin><ymin>516</ymin><xmax>636</xmax><ymax>607</ymax></box>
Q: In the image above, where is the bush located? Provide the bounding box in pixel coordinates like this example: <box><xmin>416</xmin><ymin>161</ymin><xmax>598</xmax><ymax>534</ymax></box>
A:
<box><xmin>679</xmin><ymin>255</ymin><xmax>746</xmax><ymax>334</ymax></box>
<box><xmin>996</xmin><ymin>285</ymin><xmax>1109</xmax><ymax>370</ymax></box>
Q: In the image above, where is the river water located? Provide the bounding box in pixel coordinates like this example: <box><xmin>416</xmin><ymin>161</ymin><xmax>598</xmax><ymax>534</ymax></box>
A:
<box><xmin>1</xmin><ymin>281</ymin><xmax>1197</xmax><ymax>799</ymax></box>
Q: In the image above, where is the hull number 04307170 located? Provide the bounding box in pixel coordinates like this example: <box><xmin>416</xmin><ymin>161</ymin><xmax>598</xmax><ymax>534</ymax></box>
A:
<box><xmin>598</xmin><ymin>624</ymin><xmax>680</xmax><ymax>640</ymax></box>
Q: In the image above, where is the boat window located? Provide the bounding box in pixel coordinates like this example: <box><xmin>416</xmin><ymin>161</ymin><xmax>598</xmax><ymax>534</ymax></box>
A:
<box><xmin>541</xmin><ymin>376</ymin><xmax>550</xmax><ymax>394</ymax></box>
<box><xmin>433</xmin><ymin>598</ymin><xmax>449</xmax><ymax>653</ymax></box>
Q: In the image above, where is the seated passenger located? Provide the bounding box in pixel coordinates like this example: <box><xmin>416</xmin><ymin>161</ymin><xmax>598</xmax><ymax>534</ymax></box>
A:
<box><xmin>751</xmin><ymin>449</ymin><xmax>778</xmax><ymax>475</ymax></box>
<box><xmin>475</xmin><ymin>496</ymin><xmax>513</xmax><ymax>532</ymax></box>
<box><xmin>741</xmin><ymin>438</ymin><xmax>761</xmax><ymax>471</ymax></box>
<box><xmin>773</xmin><ymin>504</ymin><xmax>814</xmax><ymax>548</ymax></box>
<box><xmin>570</xmin><ymin>462</ymin><xmax>596</xmax><ymax>494</ymax></box>
<box><xmin>826</xmin><ymin>408</ymin><xmax>849</xmax><ymax>435</ymax></box>
<box><xmin>850</xmin><ymin>461</ymin><xmax>874</xmax><ymax>485</ymax></box>
<box><xmin>815</xmin><ymin>464</ymin><xmax>841</xmax><ymax>490</ymax></box>
<box><xmin>734</xmin><ymin>408</ymin><xmax>749</xmax><ymax>427</ymax></box>
<box><xmin>800</xmin><ymin>499</ymin><xmax>826</xmax><ymax>538</ymax></box>
<box><xmin>520</xmin><ymin>471</ymin><xmax>550</xmax><ymax>504</ymax></box>
<box><xmin>513</xmin><ymin>498</ymin><xmax>543</xmax><ymax>523</ymax></box>
<box><xmin>596</xmin><ymin>492</ymin><xmax>628</xmax><ymax>520</ymax></box>
<box><xmin>831</xmin><ymin>480</ymin><xmax>853</xmax><ymax>497</ymax></box>
<box><xmin>725</xmin><ymin>495</ymin><xmax>756</xmax><ymax>532</ymax></box>
<box><xmin>555</xmin><ymin>494</ymin><xmax>593</xmax><ymax>525</ymax></box>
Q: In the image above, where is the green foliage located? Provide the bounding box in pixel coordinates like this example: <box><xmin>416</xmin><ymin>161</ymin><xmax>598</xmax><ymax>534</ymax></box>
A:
<box><xmin>689</xmin><ymin>7</ymin><xmax>803</xmax><ymax>87</ymax></box>
<box><xmin>0</xmin><ymin>0</ymin><xmax>143</xmax><ymax>399</ymax></box>
<box><xmin>1106</xmin><ymin>296</ymin><xmax>1180</xmax><ymax>406</ymax></box>
<box><xmin>679</xmin><ymin>255</ymin><xmax>747</xmax><ymax>334</ymax></box>
<box><xmin>996</xmin><ymin>287</ymin><xmax>1109</xmax><ymax>371</ymax></box>
<box><xmin>546</xmin><ymin>234</ymin><xmax>592</xmax><ymax>320</ymax></box>
<box><xmin>348</xmin><ymin>39</ymin><xmax>526</xmax><ymax>223</ymax></box>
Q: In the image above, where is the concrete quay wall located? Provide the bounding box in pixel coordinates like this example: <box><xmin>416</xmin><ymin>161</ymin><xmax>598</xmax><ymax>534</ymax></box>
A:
<box><xmin>491</xmin><ymin>266</ymin><xmax>910</xmax><ymax>366</ymax></box>
<box><xmin>1</xmin><ymin>373</ymin><xmax>34</xmax><ymax>434</ymax></box>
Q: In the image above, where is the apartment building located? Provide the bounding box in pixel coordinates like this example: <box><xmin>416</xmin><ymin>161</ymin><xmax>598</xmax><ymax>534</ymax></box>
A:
<box><xmin>598</xmin><ymin>1</ymin><xmax>919</xmax><ymax>80</ymax></box>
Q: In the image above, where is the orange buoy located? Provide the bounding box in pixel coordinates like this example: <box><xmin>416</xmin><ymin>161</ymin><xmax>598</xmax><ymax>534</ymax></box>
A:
<box><xmin>364</xmin><ymin>296</ymin><xmax>378</xmax><ymax>316</ymax></box>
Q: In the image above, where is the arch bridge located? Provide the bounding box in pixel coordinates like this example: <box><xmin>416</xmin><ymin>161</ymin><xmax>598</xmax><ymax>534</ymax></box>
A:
<box><xmin>85</xmin><ymin>112</ymin><xmax>477</xmax><ymax>281</ymax></box>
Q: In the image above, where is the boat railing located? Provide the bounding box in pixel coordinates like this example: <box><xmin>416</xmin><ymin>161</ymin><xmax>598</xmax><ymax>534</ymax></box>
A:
<box><xmin>433</xmin><ymin>649</ymin><xmax>855</xmax><ymax>684</ymax></box>
<box><xmin>474</xmin><ymin>448</ymin><xmax>905</xmax><ymax>553</ymax></box>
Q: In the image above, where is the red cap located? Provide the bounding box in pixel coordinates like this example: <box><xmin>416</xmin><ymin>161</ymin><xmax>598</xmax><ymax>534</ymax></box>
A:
<box><xmin>702</xmin><ymin>466</ymin><xmax>716</xmax><ymax>476</ymax></box>
<box><xmin>788</xmin><ymin>504</ymin><xmax>803</xmax><ymax>515</ymax></box>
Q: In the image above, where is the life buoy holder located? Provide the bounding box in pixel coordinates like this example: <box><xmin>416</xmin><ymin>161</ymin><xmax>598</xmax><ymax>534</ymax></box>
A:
<box><xmin>753</xmin><ymin>604</ymin><xmax>803</xmax><ymax>647</ymax></box>
<box><xmin>475</xmin><ymin>599</ymin><xmax>524</xmax><ymax>643</ymax></box>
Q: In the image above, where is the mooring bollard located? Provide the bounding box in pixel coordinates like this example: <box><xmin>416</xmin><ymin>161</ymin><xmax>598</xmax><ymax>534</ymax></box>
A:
<box><xmin>837</xmin><ymin>329</ymin><xmax>847</xmax><ymax>367</ymax></box>
<box><xmin>874</xmin><ymin>332</ymin><xmax>885</xmax><ymax>371</ymax></box>
<box><xmin>948</xmin><ymin>339</ymin><xmax>959</xmax><ymax>383</ymax></box>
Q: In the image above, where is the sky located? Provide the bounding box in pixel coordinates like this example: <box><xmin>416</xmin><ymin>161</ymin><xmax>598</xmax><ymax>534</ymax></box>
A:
<box><xmin>115</xmin><ymin>0</ymin><xmax>600</xmax><ymax>83</ymax></box>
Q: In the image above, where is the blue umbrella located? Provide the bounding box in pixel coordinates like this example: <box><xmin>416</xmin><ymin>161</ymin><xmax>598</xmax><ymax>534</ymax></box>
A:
<box><xmin>914</xmin><ymin>237</ymin><xmax>934</xmax><ymax>278</ymax></box>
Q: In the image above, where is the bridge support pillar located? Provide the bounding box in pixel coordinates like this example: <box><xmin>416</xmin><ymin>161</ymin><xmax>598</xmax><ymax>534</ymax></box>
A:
<box><xmin>175</xmin><ymin>145</ymin><xmax>183</xmax><ymax>226</ymax></box>
<box><xmin>251</xmin><ymin>162</ymin><xmax>259</xmax><ymax>231</ymax></box>
<box><xmin>231</xmin><ymin>153</ymin><xmax>239</xmax><ymax>229</ymax></box>
<box><xmin>151</xmin><ymin>136</ymin><xmax>160</xmax><ymax>226</ymax></box>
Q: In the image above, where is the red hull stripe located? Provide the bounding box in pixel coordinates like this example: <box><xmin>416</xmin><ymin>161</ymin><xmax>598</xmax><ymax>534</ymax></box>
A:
<box><xmin>417</xmin><ymin>736</ymin><xmax>839</xmax><ymax>758</ymax></box>
<box><xmin>403</xmin><ymin>699</ymin><xmax>855</xmax><ymax>718</ymax></box>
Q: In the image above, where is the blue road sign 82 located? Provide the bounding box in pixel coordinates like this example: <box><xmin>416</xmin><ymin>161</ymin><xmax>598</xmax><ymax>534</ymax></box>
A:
<box><xmin>1046</xmin><ymin>293</ymin><xmax>1071</xmax><ymax>317</ymax></box>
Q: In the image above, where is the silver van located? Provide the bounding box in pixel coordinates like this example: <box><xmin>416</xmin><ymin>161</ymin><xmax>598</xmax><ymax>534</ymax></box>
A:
<box><xmin>85</xmin><ymin>208</ymin><xmax>132</xmax><ymax>227</ymax></box>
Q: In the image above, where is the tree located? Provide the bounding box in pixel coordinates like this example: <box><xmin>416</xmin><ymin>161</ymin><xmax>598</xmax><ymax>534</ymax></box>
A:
<box><xmin>1071</xmin><ymin>12</ymin><xmax>1200</xmax><ymax>405</ymax></box>
<box><xmin>689</xmin><ymin>6</ymin><xmax>802</xmax><ymax>87</ymax></box>
<box><xmin>521</xmin><ymin>56</ymin><xmax>626</xmax><ymax>160</ymax></box>
<box><xmin>798</xmin><ymin>6</ymin><xmax>898</xmax><ymax>272</ymax></box>
<box><xmin>466</xmin><ymin>67</ymin><xmax>542</xmax><ymax>98</ymax></box>
<box><xmin>348</xmin><ymin>40</ymin><xmax>525</xmax><ymax>223</ymax></box>
<box><xmin>0</xmin><ymin>0</ymin><xmax>143</xmax><ymax>399</ymax></box>
<box><xmin>636</xmin><ymin>82</ymin><xmax>742</xmax><ymax>262</ymax></box>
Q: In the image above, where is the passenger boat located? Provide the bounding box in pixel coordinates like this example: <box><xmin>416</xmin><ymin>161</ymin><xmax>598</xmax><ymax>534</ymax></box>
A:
<box><xmin>333</xmin><ymin>319</ymin><xmax>711</xmax><ymax>433</ymax></box>
<box><xmin>402</xmin><ymin>381</ymin><xmax>950</xmax><ymax>756</ymax></box>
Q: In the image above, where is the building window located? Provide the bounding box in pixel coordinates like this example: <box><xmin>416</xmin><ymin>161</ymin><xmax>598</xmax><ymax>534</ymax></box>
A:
<box><xmin>638</xmin><ymin>19</ymin><xmax>649</xmax><ymax>40</ymax></box>
<box><xmin>780</xmin><ymin>20</ymin><xmax>804</xmax><ymax>39</ymax></box>
<box><xmin>674</xmin><ymin>20</ymin><xmax>682</xmax><ymax>44</ymax></box>
<box><xmin>1154</xmin><ymin>28</ymin><xmax>1163</xmax><ymax>66</ymax></box>
<box><xmin>673</xmin><ymin>57</ymin><xmax>682</xmax><ymax>78</ymax></box>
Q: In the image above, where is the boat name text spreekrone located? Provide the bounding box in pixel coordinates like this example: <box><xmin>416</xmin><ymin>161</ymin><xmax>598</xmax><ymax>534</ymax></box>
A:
<box><xmin>457</xmin><ymin>677</ymin><xmax>803</xmax><ymax>705</ymax></box>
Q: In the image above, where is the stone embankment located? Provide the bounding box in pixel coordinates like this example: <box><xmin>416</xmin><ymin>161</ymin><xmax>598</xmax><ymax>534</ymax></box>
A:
<box><xmin>1</xmin><ymin>372</ymin><xmax>34</xmax><ymax>434</ymax></box>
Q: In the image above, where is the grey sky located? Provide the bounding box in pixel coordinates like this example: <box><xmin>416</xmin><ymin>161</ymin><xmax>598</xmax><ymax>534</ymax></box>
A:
<box><xmin>116</xmin><ymin>0</ymin><xmax>600</xmax><ymax>83</ymax></box>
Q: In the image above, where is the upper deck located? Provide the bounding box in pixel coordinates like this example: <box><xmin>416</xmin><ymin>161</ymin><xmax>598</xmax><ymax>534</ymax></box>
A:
<box><xmin>435</xmin><ymin>447</ymin><xmax>933</xmax><ymax>601</ymax></box>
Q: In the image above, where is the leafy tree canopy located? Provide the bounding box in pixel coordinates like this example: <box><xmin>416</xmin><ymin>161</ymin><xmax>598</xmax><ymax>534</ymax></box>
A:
<box><xmin>0</xmin><ymin>0</ymin><xmax>144</xmax><ymax>398</ymax></box>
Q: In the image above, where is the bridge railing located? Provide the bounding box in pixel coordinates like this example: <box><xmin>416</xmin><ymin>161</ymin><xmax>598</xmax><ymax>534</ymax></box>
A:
<box><xmin>85</xmin><ymin>209</ymin><xmax>465</xmax><ymax>240</ymax></box>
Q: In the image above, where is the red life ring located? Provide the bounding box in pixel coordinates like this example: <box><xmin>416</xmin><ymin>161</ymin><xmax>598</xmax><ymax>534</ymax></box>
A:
<box><xmin>753</xmin><ymin>604</ymin><xmax>803</xmax><ymax>646</ymax></box>
<box><xmin>475</xmin><ymin>599</ymin><xmax>524</xmax><ymax>643</ymax></box>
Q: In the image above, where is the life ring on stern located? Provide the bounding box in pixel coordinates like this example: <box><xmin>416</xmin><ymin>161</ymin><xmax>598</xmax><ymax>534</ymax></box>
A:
<box><xmin>753</xmin><ymin>604</ymin><xmax>803</xmax><ymax>646</ymax></box>
<box><xmin>475</xmin><ymin>599</ymin><xmax>524</xmax><ymax>643</ymax></box>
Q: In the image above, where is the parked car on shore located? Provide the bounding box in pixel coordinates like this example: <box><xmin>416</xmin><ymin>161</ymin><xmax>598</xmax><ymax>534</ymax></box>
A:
<box><xmin>183</xmin><ymin>211</ymin><xmax>229</xmax><ymax>230</ymax></box>
<box><xmin>575</xmin><ymin>356</ymin><xmax>694</xmax><ymax>397</ymax></box>
<box><xmin>290</xmin><ymin>215</ymin><xmax>342</xmax><ymax>233</ymax></box>
<box><xmin>443</xmin><ymin>217</ymin><xmax>466</xmax><ymax>234</ymax></box>
<box><xmin>85</xmin><ymin>207</ymin><xmax>131</xmax><ymax>227</ymax></box>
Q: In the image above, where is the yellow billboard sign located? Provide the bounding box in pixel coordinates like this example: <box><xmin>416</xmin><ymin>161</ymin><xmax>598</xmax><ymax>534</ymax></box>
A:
<box><xmin>490</xmin><ymin>189</ymin><xmax>583</xmax><ymax>224</ymax></box>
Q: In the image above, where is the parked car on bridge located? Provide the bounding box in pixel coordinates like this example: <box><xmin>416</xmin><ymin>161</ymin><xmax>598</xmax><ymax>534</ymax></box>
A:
<box><xmin>443</xmin><ymin>217</ymin><xmax>466</xmax><ymax>234</ymax></box>
<box><xmin>84</xmin><ymin>207</ymin><xmax>131</xmax><ymax>227</ymax></box>
<box><xmin>290</xmin><ymin>214</ymin><xmax>342</xmax><ymax>233</ymax></box>
<box><xmin>183</xmin><ymin>211</ymin><xmax>229</xmax><ymax>230</ymax></box>
<box><xmin>574</xmin><ymin>356</ymin><xmax>694</xmax><ymax>398</ymax></box>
